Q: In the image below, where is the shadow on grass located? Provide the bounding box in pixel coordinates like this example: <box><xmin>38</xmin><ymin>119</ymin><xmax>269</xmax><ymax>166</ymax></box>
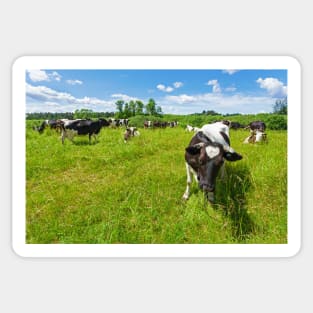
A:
<box><xmin>70</xmin><ymin>139</ymin><xmax>99</xmax><ymax>146</ymax></box>
<box><xmin>213</xmin><ymin>163</ymin><xmax>257</xmax><ymax>241</ymax></box>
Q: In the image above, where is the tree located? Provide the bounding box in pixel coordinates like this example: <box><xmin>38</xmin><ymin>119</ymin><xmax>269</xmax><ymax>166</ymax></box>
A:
<box><xmin>145</xmin><ymin>98</ymin><xmax>157</xmax><ymax>115</ymax></box>
<box><xmin>123</xmin><ymin>102</ymin><xmax>130</xmax><ymax>117</ymax></box>
<box><xmin>156</xmin><ymin>106</ymin><xmax>163</xmax><ymax>115</ymax></box>
<box><xmin>115</xmin><ymin>100</ymin><xmax>125</xmax><ymax>118</ymax></box>
<box><xmin>74</xmin><ymin>108</ymin><xmax>93</xmax><ymax>119</ymax></box>
<box><xmin>273</xmin><ymin>98</ymin><xmax>287</xmax><ymax>114</ymax></box>
<box><xmin>115</xmin><ymin>100</ymin><xmax>124</xmax><ymax>113</ymax></box>
<box><xmin>129</xmin><ymin>100</ymin><xmax>136</xmax><ymax>116</ymax></box>
<box><xmin>135</xmin><ymin>100</ymin><xmax>144</xmax><ymax>115</ymax></box>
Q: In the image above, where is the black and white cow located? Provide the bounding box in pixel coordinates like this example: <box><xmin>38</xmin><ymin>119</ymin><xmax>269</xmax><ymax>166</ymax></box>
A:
<box><xmin>243</xmin><ymin>129</ymin><xmax>268</xmax><ymax>144</ymax></box>
<box><xmin>185</xmin><ymin>125</ymin><xmax>200</xmax><ymax>132</ymax></box>
<box><xmin>183</xmin><ymin>122</ymin><xmax>243</xmax><ymax>203</ymax></box>
<box><xmin>33</xmin><ymin>119</ymin><xmax>62</xmax><ymax>133</ymax></box>
<box><xmin>60</xmin><ymin>118</ymin><xmax>110</xmax><ymax>144</ymax></box>
<box><xmin>245</xmin><ymin>121</ymin><xmax>266</xmax><ymax>132</ymax></box>
<box><xmin>124</xmin><ymin>127</ymin><xmax>140</xmax><ymax>143</ymax></box>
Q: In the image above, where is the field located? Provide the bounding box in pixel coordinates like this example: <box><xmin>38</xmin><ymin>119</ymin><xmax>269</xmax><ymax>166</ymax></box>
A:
<box><xmin>26</xmin><ymin>121</ymin><xmax>287</xmax><ymax>244</ymax></box>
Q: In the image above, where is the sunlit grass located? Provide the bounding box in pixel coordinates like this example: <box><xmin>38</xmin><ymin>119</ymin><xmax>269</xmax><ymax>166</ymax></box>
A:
<box><xmin>26</xmin><ymin>124</ymin><xmax>287</xmax><ymax>244</ymax></box>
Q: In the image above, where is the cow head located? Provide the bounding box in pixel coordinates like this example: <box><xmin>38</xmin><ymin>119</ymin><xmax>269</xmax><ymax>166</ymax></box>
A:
<box><xmin>185</xmin><ymin>131</ymin><xmax>242</xmax><ymax>202</ymax></box>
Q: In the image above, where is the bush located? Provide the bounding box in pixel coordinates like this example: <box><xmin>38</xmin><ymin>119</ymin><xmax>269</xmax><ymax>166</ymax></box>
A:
<box><xmin>266</xmin><ymin>115</ymin><xmax>287</xmax><ymax>130</ymax></box>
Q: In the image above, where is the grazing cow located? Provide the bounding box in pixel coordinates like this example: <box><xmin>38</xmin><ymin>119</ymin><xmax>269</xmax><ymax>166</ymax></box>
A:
<box><xmin>124</xmin><ymin>127</ymin><xmax>140</xmax><ymax>143</ymax></box>
<box><xmin>243</xmin><ymin>130</ymin><xmax>268</xmax><ymax>144</ymax></box>
<box><xmin>183</xmin><ymin>122</ymin><xmax>243</xmax><ymax>203</ymax></box>
<box><xmin>245</xmin><ymin>121</ymin><xmax>266</xmax><ymax>132</ymax></box>
<box><xmin>60</xmin><ymin>118</ymin><xmax>110</xmax><ymax>144</ymax></box>
<box><xmin>230</xmin><ymin>122</ymin><xmax>244</xmax><ymax>130</ymax></box>
<box><xmin>33</xmin><ymin>119</ymin><xmax>62</xmax><ymax>133</ymax></box>
<box><xmin>144</xmin><ymin>120</ymin><xmax>152</xmax><ymax>128</ymax></box>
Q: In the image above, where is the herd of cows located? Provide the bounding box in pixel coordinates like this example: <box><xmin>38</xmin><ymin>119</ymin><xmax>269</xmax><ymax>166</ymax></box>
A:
<box><xmin>32</xmin><ymin>117</ymin><xmax>267</xmax><ymax>203</ymax></box>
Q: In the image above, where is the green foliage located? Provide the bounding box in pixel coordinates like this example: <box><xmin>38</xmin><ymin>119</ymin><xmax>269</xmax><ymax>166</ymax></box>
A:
<box><xmin>266</xmin><ymin>115</ymin><xmax>287</xmax><ymax>130</ymax></box>
<box><xmin>26</xmin><ymin>123</ymin><xmax>287</xmax><ymax>244</ymax></box>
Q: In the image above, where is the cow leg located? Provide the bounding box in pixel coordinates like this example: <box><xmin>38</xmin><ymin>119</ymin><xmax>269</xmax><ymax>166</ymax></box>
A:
<box><xmin>182</xmin><ymin>163</ymin><xmax>193</xmax><ymax>200</ymax></box>
<box><xmin>61</xmin><ymin>129</ymin><xmax>66</xmax><ymax>144</ymax></box>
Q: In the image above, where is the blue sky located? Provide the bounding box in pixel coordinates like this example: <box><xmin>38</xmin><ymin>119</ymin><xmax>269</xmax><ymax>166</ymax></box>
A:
<box><xmin>26</xmin><ymin>69</ymin><xmax>287</xmax><ymax>115</ymax></box>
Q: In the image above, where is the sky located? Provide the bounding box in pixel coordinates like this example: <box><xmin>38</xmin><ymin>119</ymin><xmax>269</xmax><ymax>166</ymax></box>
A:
<box><xmin>25</xmin><ymin>69</ymin><xmax>287</xmax><ymax>115</ymax></box>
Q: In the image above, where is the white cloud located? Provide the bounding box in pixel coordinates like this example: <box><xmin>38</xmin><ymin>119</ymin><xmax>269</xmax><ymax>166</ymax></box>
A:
<box><xmin>27</xmin><ymin>70</ymin><xmax>50</xmax><ymax>82</ymax></box>
<box><xmin>26</xmin><ymin>83</ymin><xmax>115</xmax><ymax>113</ymax></box>
<box><xmin>51</xmin><ymin>71</ymin><xmax>62</xmax><ymax>81</ymax></box>
<box><xmin>207</xmin><ymin>79</ymin><xmax>221</xmax><ymax>93</ymax></box>
<box><xmin>173</xmin><ymin>81</ymin><xmax>183</xmax><ymax>88</ymax></box>
<box><xmin>66</xmin><ymin>79</ymin><xmax>83</xmax><ymax>85</ymax></box>
<box><xmin>222</xmin><ymin>69</ymin><xmax>239</xmax><ymax>75</ymax></box>
<box><xmin>27</xmin><ymin>70</ymin><xmax>62</xmax><ymax>82</ymax></box>
<box><xmin>157</xmin><ymin>84</ymin><xmax>174</xmax><ymax>92</ymax></box>
<box><xmin>256</xmin><ymin>77</ymin><xmax>287</xmax><ymax>97</ymax></box>
<box><xmin>160</xmin><ymin>92</ymin><xmax>275</xmax><ymax>115</ymax></box>
<box><xmin>111</xmin><ymin>93</ymin><xmax>141</xmax><ymax>102</ymax></box>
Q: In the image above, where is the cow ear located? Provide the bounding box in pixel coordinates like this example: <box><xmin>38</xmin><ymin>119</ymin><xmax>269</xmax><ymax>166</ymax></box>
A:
<box><xmin>224</xmin><ymin>151</ymin><xmax>243</xmax><ymax>161</ymax></box>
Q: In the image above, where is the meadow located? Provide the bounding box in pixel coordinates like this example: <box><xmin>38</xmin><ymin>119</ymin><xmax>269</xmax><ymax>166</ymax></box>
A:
<box><xmin>26</xmin><ymin>121</ymin><xmax>287</xmax><ymax>244</ymax></box>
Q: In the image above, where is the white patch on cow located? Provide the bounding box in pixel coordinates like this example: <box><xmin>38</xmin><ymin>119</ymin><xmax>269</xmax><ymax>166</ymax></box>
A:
<box><xmin>205</xmin><ymin>146</ymin><xmax>220</xmax><ymax>158</ymax></box>
<box><xmin>255</xmin><ymin>130</ymin><xmax>265</xmax><ymax>142</ymax></box>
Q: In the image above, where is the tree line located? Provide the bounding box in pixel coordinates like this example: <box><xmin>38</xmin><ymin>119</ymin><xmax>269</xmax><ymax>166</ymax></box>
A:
<box><xmin>26</xmin><ymin>97</ymin><xmax>287</xmax><ymax>120</ymax></box>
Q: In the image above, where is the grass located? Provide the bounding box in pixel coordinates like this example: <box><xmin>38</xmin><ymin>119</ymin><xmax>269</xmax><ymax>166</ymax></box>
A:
<box><xmin>26</xmin><ymin>123</ymin><xmax>287</xmax><ymax>244</ymax></box>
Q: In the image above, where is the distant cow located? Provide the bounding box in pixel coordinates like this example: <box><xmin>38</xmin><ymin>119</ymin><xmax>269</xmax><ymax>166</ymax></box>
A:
<box><xmin>144</xmin><ymin>120</ymin><xmax>152</xmax><ymax>128</ymax></box>
<box><xmin>60</xmin><ymin>118</ymin><xmax>110</xmax><ymax>144</ymax></box>
<box><xmin>230</xmin><ymin>122</ymin><xmax>244</xmax><ymax>130</ymax></box>
<box><xmin>243</xmin><ymin>129</ymin><xmax>268</xmax><ymax>144</ymax></box>
<box><xmin>183</xmin><ymin>122</ymin><xmax>243</xmax><ymax>203</ymax></box>
<box><xmin>124</xmin><ymin>127</ymin><xmax>140</xmax><ymax>143</ymax></box>
<box><xmin>186</xmin><ymin>125</ymin><xmax>200</xmax><ymax>132</ymax></box>
<box><xmin>33</xmin><ymin>119</ymin><xmax>62</xmax><ymax>133</ymax></box>
<box><xmin>245</xmin><ymin>121</ymin><xmax>266</xmax><ymax>132</ymax></box>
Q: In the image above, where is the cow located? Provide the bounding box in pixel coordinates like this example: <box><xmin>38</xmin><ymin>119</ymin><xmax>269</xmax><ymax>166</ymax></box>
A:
<box><xmin>60</xmin><ymin>118</ymin><xmax>110</xmax><ymax>144</ymax></box>
<box><xmin>33</xmin><ymin>119</ymin><xmax>63</xmax><ymax>133</ymax></box>
<box><xmin>124</xmin><ymin>127</ymin><xmax>140</xmax><ymax>143</ymax></box>
<box><xmin>245</xmin><ymin>121</ymin><xmax>266</xmax><ymax>132</ymax></box>
<box><xmin>230</xmin><ymin>122</ymin><xmax>244</xmax><ymax>130</ymax></box>
<box><xmin>186</xmin><ymin>125</ymin><xmax>200</xmax><ymax>133</ymax></box>
<box><xmin>183</xmin><ymin>122</ymin><xmax>243</xmax><ymax>203</ymax></box>
<box><xmin>243</xmin><ymin>129</ymin><xmax>268</xmax><ymax>144</ymax></box>
<box><xmin>144</xmin><ymin>120</ymin><xmax>152</xmax><ymax>128</ymax></box>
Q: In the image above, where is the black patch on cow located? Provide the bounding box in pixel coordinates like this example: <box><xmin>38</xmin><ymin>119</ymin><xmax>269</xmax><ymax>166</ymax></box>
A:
<box><xmin>219</xmin><ymin>131</ymin><xmax>230</xmax><ymax>146</ymax></box>
<box><xmin>196</xmin><ymin>131</ymin><xmax>212</xmax><ymax>144</ymax></box>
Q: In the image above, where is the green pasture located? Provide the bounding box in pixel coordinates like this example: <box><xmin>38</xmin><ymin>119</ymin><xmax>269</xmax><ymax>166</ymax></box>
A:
<box><xmin>26</xmin><ymin>122</ymin><xmax>287</xmax><ymax>244</ymax></box>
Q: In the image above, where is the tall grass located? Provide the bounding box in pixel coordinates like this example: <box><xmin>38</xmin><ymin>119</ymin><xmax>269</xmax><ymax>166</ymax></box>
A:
<box><xmin>26</xmin><ymin>124</ymin><xmax>287</xmax><ymax>244</ymax></box>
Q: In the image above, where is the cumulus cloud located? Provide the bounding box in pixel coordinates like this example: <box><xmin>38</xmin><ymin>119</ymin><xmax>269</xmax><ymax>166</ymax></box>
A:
<box><xmin>256</xmin><ymin>77</ymin><xmax>287</xmax><ymax>97</ymax></box>
<box><xmin>157</xmin><ymin>84</ymin><xmax>174</xmax><ymax>92</ymax></box>
<box><xmin>207</xmin><ymin>80</ymin><xmax>221</xmax><ymax>93</ymax></box>
<box><xmin>66</xmin><ymin>79</ymin><xmax>83</xmax><ymax>85</ymax></box>
<box><xmin>173</xmin><ymin>81</ymin><xmax>183</xmax><ymax>88</ymax></box>
<box><xmin>111</xmin><ymin>93</ymin><xmax>141</xmax><ymax>102</ymax></box>
<box><xmin>26</xmin><ymin>83</ymin><xmax>115</xmax><ymax>112</ymax></box>
<box><xmin>161</xmin><ymin>92</ymin><xmax>275</xmax><ymax>115</ymax></box>
<box><xmin>27</xmin><ymin>70</ymin><xmax>62</xmax><ymax>82</ymax></box>
<box><xmin>27</xmin><ymin>70</ymin><xmax>49</xmax><ymax>82</ymax></box>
